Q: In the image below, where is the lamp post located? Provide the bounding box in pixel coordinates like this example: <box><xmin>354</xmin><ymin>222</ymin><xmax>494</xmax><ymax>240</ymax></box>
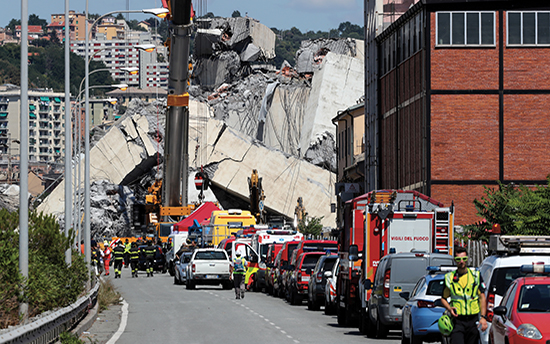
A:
<box><xmin>83</xmin><ymin>7</ymin><xmax>165</xmax><ymax>270</ymax></box>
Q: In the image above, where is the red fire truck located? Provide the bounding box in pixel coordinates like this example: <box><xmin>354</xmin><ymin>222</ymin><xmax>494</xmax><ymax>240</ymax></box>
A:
<box><xmin>335</xmin><ymin>190</ymin><xmax>454</xmax><ymax>329</ymax></box>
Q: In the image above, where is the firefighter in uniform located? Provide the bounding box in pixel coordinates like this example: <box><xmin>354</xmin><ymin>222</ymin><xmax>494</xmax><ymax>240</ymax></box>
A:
<box><xmin>91</xmin><ymin>244</ymin><xmax>100</xmax><ymax>276</ymax></box>
<box><xmin>231</xmin><ymin>252</ymin><xmax>248</xmax><ymax>299</ymax></box>
<box><xmin>144</xmin><ymin>240</ymin><xmax>156</xmax><ymax>277</ymax></box>
<box><xmin>440</xmin><ymin>246</ymin><xmax>488</xmax><ymax>344</ymax></box>
<box><xmin>129</xmin><ymin>242</ymin><xmax>140</xmax><ymax>278</ymax></box>
<box><xmin>113</xmin><ymin>241</ymin><xmax>125</xmax><ymax>278</ymax></box>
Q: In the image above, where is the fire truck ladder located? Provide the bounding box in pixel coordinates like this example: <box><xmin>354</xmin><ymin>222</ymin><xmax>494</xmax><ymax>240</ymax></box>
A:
<box><xmin>434</xmin><ymin>209</ymin><xmax>452</xmax><ymax>254</ymax></box>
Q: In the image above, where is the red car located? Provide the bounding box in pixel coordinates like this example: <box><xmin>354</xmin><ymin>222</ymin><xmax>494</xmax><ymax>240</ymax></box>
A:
<box><xmin>490</xmin><ymin>264</ymin><xmax>550</xmax><ymax>344</ymax></box>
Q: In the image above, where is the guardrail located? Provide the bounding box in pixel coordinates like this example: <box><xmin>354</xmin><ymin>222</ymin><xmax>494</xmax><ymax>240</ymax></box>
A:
<box><xmin>0</xmin><ymin>280</ymin><xmax>99</xmax><ymax>344</ymax></box>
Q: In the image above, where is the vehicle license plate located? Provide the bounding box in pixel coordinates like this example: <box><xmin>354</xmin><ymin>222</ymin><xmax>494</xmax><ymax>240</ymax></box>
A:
<box><xmin>206</xmin><ymin>275</ymin><xmax>218</xmax><ymax>279</ymax></box>
<box><xmin>302</xmin><ymin>276</ymin><xmax>310</xmax><ymax>282</ymax></box>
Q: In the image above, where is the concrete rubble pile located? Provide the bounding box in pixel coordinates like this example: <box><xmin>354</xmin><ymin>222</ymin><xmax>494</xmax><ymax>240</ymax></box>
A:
<box><xmin>37</xmin><ymin>18</ymin><xmax>365</xmax><ymax>236</ymax></box>
<box><xmin>0</xmin><ymin>184</ymin><xmax>22</xmax><ymax>212</ymax></box>
<box><xmin>191</xmin><ymin>27</ymin><xmax>364</xmax><ymax>172</ymax></box>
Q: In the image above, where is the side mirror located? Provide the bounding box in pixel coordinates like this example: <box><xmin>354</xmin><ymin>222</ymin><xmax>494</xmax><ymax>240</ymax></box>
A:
<box><xmin>364</xmin><ymin>279</ymin><xmax>372</xmax><ymax>290</ymax></box>
<box><xmin>399</xmin><ymin>291</ymin><xmax>410</xmax><ymax>301</ymax></box>
<box><xmin>324</xmin><ymin>271</ymin><xmax>332</xmax><ymax>278</ymax></box>
<box><xmin>494</xmin><ymin>305</ymin><xmax>507</xmax><ymax>316</ymax></box>
<box><xmin>349</xmin><ymin>244</ymin><xmax>359</xmax><ymax>261</ymax></box>
<box><xmin>434</xmin><ymin>299</ymin><xmax>444</xmax><ymax>308</ymax></box>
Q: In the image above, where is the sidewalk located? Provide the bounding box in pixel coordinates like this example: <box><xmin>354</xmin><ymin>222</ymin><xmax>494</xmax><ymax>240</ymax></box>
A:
<box><xmin>78</xmin><ymin>302</ymin><xmax>122</xmax><ymax>344</ymax></box>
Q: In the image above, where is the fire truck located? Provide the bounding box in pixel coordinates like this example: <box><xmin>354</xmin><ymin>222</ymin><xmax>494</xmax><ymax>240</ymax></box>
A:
<box><xmin>335</xmin><ymin>190</ymin><xmax>454</xmax><ymax>328</ymax></box>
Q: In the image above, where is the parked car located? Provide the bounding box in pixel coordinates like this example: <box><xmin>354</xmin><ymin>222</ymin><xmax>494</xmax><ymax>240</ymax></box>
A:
<box><xmin>265</xmin><ymin>243</ymin><xmax>284</xmax><ymax>295</ymax></box>
<box><xmin>173</xmin><ymin>252</ymin><xmax>193</xmax><ymax>285</ymax></box>
<box><xmin>307</xmin><ymin>253</ymin><xmax>338</xmax><ymax>310</ymax></box>
<box><xmin>275</xmin><ymin>241</ymin><xmax>302</xmax><ymax>298</ymax></box>
<box><xmin>401</xmin><ymin>266</ymin><xmax>456</xmax><ymax>344</ymax></box>
<box><xmin>490</xmin><ymin>264</ymin><xmax>550</xmax><ymax>344</ymax></box>
<box><xmin>325</xmin><ymin>257</ymin><xmax>340</xmax><ymax>315</ymax></box>
<box><xmin>365</xmin><ymin>251</ymin><xmax>455</xmax><ymax>338</ymax></box>
<box><xmin>185</xmin><ymin>248</ymin><xmax>232</xmax><ymax>290</ymax></box>
<box><xmin>288</xmin><ymin>251</ymin><xmax>326</xmax><ymax>305</ymax></box>
<box><xmin>479</xmin><ymin>245</ymin><xmax>550</xmax><ymax>344</ymax></box>
<box><xmin>138</xmin><ymin>245</ymin><xmax>167</xmax><ymax>273</ymax></box>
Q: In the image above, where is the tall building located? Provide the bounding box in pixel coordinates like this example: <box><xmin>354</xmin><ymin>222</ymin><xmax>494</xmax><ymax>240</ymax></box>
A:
<box><xmin>0</xmin><ymin>87</ymin><xmax>66</xmax><ymax>164</ymax></box>
<box><xmin>50</xmin><ymin>11</ymin><xmax>89</xmax><ymax>41</ymax></box>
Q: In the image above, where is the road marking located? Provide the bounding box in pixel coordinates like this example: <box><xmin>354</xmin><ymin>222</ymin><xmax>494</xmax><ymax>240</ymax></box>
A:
<box><xmin>281</xmin><ymin>330</ymin><xmax>286</xmax><ymax>334</ymax></box>
<box><xmin>105</xmin><ymin>300</ymin><xmax>128</xmax><ymax>344</ymax></box>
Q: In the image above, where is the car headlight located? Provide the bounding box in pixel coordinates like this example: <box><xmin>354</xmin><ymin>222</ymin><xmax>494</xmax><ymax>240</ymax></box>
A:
<box><xmin>517</xmin><ymin>324</ymin><xmax>543</xmax><ymax>340</ymax></box>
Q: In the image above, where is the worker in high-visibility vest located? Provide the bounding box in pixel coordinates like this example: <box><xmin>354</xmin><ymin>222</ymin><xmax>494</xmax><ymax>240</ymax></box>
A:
<box><xmin>231</xmin><ymin>252</ymin><xmax>248</xmax><ymax>299</ymax></box>
<box><xmin>129</xmin><ymin>243</ymin><xmax>140</xmax><ymax>278</ymax></box>
<box><xmin>440</xmin><ymin>246</ymin><xmax>488</xmax><ymax>344</ymax></box>
<box><xmin>124</xmin><ymin>239</ymin><xmax>131</xmax><ymax>268</ymax></box>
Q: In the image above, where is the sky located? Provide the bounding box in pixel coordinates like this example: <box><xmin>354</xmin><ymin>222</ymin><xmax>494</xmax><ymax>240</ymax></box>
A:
<box><xmin>2</xmin><ymin>0</ymin><xmax>363</xmax><ymax>33</ymax></box>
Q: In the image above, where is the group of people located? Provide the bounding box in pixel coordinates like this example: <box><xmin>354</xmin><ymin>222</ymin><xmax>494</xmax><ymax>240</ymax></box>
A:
<box><xmin>86</xmin><ymin>238</ymin><xmax>163</xmax><ymax>279</ymax></box>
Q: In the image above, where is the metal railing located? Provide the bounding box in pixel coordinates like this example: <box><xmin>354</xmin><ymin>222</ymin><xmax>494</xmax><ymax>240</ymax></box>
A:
<box><xmin>0</xmin><ymin>280</ymin><xmax>99</xmax><ymax>344</ymax></box>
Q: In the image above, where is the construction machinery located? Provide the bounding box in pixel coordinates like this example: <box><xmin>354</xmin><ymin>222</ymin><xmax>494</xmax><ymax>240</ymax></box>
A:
<box><xmin>248</xmin><ymin>169</ymin><xmax>266</xmax><ymax>224</ymax></box>
<box><xmin>143</xmin><ymin>0</ymin><xmax>196</xmax><ymax>240</ymax></box>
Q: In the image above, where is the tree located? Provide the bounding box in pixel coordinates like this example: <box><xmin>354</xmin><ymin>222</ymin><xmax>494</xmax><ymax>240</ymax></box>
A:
<box><xmin>7</xmin><ymin>19</ymin><xmax>20</xmax><ymax>34</ymax></box>
<box><xmin>298</xmin><ymin>216</ymin><xmax>324</xmax><ymax>237</ymax></box>
<box><xmin>232</xmin><ymin>10</ymin><xmax>241</xmax><ymax>18</ymax></box>
<box><xmin>48</xmin><ymin>29</ymin><xmax>60</xmax><ymax>45</ymax></box>
<box><xmin>28</xmin><ymin>14</ymin><xmax>47</xmax><ymax>31</ymax></box>
<box><xmin>116</xmin><ymin>13</ymin><xmax>125</xmax><ymax>20</ymax></box>
<box><xmin>157</xmin><ymin>53</ymin><xmax>166</xmax><ymax>63</ymax></box>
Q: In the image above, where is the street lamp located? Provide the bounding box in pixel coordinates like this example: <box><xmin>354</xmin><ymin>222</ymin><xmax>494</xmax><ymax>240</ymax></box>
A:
<box><xmin>84</xmin><ymin>6</ymin><xmax>167</xmax><ymax>271</ymax></box>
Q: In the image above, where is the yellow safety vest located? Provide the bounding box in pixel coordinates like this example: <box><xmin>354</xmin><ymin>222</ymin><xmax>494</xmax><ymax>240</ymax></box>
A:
<box><xmin>444</xmin><ymin>269</ymin><xmax>481</xmax><ymax>316</ymax></box>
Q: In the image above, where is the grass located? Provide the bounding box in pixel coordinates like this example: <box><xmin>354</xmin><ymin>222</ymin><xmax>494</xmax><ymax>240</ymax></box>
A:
<box><xmin>97</xmin><ymin>278</ymin><xmax>121</xmax><ymax>312</ymax></box>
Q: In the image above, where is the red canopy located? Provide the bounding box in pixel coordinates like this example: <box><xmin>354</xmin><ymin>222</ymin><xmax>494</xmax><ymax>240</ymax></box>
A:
<box><xmin>172</xmin><ymin>201</ymin><xmax>219</xmax><ymax>233</ymax></box>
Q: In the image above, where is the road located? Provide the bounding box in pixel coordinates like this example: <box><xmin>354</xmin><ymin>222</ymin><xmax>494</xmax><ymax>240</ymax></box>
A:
<box><xmin>104</xmin><ymin>270</ymin><xmax>402</xmax><ymax>344</ymax></box>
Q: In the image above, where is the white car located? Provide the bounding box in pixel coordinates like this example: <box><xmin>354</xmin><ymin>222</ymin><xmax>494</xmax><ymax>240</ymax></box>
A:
<box><xmin>324</xmin><ymin>257</ymin><xmax>339</xmax><ymax>315</ymax></box>
<box><xmin>479</xmin><ymin>253</ymin><xmax>550</xmax><ymax>344</ymax></box>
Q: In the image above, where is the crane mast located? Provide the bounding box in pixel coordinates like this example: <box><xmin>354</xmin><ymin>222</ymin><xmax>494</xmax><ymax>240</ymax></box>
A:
<box><xmin>162</xmin><ymin>0</ymin><xmax>193</xmax><ymax>218</ymax></box>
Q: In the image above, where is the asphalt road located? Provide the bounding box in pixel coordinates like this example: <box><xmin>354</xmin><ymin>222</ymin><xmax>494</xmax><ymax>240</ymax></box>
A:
<box><xmin>94</xmin><ymin>270</ymin><xmax>402</xmax><ymax>344</ymax></box>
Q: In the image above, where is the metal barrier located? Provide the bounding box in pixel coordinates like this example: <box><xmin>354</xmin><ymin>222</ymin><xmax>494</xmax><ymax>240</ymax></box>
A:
<box><xmin>0</xmin><ymin>280</ymin><xmax>99</xmax><ymax>344</ymax></box>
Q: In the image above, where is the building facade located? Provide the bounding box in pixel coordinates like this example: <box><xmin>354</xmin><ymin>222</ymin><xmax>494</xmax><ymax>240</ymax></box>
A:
<box><xmin>372</xmin><ymin>0</ymin><xmax>550</xmax><ymax>225</ymax></box>
<box><xmin>0</xmin><ymin>88</ymin><xmax>66</xmax><ymax>164</ymax></box>
<box><xmin>50</xmin><ymin>11</ymin><xmax>88</xmax><ymax>41</ymax></box>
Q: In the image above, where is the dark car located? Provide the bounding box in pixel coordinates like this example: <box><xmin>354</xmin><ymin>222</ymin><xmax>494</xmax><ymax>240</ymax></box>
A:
<box><xmin>138</xmin><ymin>245</ymin><xmax>167</xmax><ymax>273</ymax></box>
<box><xmin>288</xmin><ymin>251</ymin><xmax>325</xmax><ymax>305</ymax></box>
<box><xmin>307</xmin><ymin>253</ymin><xmax>338</xmax><ymax>310</ymax></box>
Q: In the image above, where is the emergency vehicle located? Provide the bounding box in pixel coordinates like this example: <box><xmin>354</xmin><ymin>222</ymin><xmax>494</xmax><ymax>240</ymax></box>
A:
<box><xmin>249</xmin><ymin>228</ymin><xmax>303</xmax><ymax>291</ymax></box>
<box><xmin>335</xmin><ymin>190</ymin><xmax>454</xmax><ymax>329</ymax></box>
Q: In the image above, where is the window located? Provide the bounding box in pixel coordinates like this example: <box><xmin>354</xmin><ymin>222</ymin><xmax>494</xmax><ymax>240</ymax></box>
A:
<box><xmin>507</xmin><ymin>11</ymin><xmax>550</xmax><ymax>45</ymax></box>
<box><xmin>436</xmin><ymin>11</ymin><xmax>495</xmax><ymax>46</ymax></box>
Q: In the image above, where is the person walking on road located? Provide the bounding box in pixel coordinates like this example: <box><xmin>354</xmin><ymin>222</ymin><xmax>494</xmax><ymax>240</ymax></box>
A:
<box><xmin>123</xmin><ymin>239</ymin><xmax>131</xmax><ymax>268</ymax></box>
<box><xmin>440</xmin><ymin>246</ymin><xmax>488</xmax><ymax>344</ymax></box>
<box><xmin>231</xmin><ymin>251</ymin><xmax>248</xmax><ymax>299</ymax></box>
<box><xmin>103</xmin><ymin>240</ymin><xmax>112</xmax><ymax>276</ymax></box>
<box><xmin>144</xmin><ymin>240</ymin><xmax>156</xmax><ymax>277</ymax></box>
<box><xmin>129</xmin><ymin>242</ymin><xmax>140</xmax><ymax>278</ymax></box>
<box><xmin>113</xmin><ymin>241</ymin><xmax>125</xmax><ymax>278</ymax></box>
<box><xmin>91</xmin><ymin>244</ymin><xmax>100</xmax><ymax>276</ymax></box>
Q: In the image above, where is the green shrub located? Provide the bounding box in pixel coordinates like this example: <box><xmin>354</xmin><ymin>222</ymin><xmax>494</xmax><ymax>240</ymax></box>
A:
<box><xmin>0</xmin><ymin>209</ymin><xmax>89</xmax><ymax>328</ymax></box>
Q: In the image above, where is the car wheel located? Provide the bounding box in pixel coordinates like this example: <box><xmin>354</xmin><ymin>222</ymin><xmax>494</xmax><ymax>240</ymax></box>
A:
<box><xmin>410</xmin><ymin>322</ymin><xmax>422</xmax><ymax>344</ymax></box>
<box><xmin>363</xmin><ymin>309</ymin><xmax>376</xmax><ymax>338</ymax></box>
<box><xmin>376</xmin><ymin>314</ymin><xmax>389</xmax><ymax>339</ymax></box>
<box><xmin>401</xmin><ymin>316</ymin><xmax>411</xmax><ymax>344</ymax></box>
<box><xmin>337</xmin><ymin>303</ymin><xmax>348</xmax><ymax>326</ymax></box>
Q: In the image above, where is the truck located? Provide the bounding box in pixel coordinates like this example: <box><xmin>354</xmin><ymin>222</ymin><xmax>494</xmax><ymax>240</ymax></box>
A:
<box><xmin>185</xmin><ymin>248</ymin><xmax>232</xmax><ymax>290</ymax></box>
<box><xmin>203</xmin><ymin>209</ymin><xmax>257</xmax><ymax>246</ymax></box>
<box><xmin>335</xmin><ymin>190</ymin><xmax>454</xmax><ymax>329</ymax></box>
<box><xmin>249</xmin><ymin>228</ymin><xmax>304</xmax><ymax>291</ymax></box>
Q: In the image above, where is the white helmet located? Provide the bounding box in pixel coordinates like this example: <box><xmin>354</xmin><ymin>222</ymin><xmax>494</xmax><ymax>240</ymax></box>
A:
<box><xmin>236</xmin><ymin>251</ymin><xmax>241</xmax><ymax>257</ymax></box>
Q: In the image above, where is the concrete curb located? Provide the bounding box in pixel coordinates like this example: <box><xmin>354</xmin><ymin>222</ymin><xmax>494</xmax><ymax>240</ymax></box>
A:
<box><xmin>71</xmin><ymin>302</ymin><xmax>99</xmax><ymax>337</ymax></box>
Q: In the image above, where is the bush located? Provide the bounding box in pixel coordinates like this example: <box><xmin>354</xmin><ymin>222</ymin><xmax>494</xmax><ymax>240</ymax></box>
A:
<box><xmin>0</xmin><ymin>209</ymin><xmax>88</xmax><ymax>328</ymax></box>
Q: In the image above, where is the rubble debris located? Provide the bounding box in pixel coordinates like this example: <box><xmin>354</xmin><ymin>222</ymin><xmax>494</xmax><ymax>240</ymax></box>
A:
<box><xmin>295</xmin><ymin>38</ymin><xmax>360</xmax><ymax>75</ymax></box>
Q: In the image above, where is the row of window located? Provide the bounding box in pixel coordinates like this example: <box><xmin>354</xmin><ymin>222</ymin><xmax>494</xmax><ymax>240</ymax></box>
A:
<box><xmin>436</xmin><ymin>11</ymin><xmax>550</xmax><ymax>46</ymax></box>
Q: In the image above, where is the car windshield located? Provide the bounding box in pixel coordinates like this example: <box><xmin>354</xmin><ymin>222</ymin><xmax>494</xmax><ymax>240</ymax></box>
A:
<box><xmin>517</xmin><ymin>284</ymin><xmax>550</xmax><ymax>312</ymax></box>
<box><xmin>323</xmin><ymin>258</ymin><xmax>337</xmax><ymax>271</ymax></box>
<box><xmin>195</xmin><ymin>251</ymin><xmax>227</xmax><ymax>260</ymax></box>
<box><xmin>489</xmin><ymin>267</ymin><xmax>523</xmax><ymax>296</ymax></box>
<box><xmin>303</xmin><ymin>243</ymin><xmax>338</xmax><ymax>253</ymax></box>
<box><xmin>302</xmin><ymin>255</ymin><xmax>322</xmax><ymax>269</ymax></box>
<box><xmin>427</xmin><ymin>279</ymin><xmax>446</xmax><ymax>296</ymax></box>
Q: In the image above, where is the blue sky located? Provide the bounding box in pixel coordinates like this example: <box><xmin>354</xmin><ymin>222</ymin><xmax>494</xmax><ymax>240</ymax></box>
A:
<box><xmin>3</xmin><ymin>0</ymin><xmax>363</xmax><ymax>32</ymax></box>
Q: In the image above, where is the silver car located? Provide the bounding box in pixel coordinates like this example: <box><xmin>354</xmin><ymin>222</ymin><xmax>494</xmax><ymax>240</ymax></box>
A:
<box><xmin>324</xmin><ymin>257</ymin><xmax>340</xmax><ymax>315</ymax></box>
<box><xmin>173</xmin><ymin>252</ymin><xmax>192</xmax><ymax>285</ymax></box>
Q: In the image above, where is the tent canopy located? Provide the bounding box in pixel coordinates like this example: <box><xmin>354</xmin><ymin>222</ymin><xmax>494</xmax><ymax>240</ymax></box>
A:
<box><xmin>173</xmin><ymin>201</ymin><xmax>220</xmax><ymax>233</ymax></box>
